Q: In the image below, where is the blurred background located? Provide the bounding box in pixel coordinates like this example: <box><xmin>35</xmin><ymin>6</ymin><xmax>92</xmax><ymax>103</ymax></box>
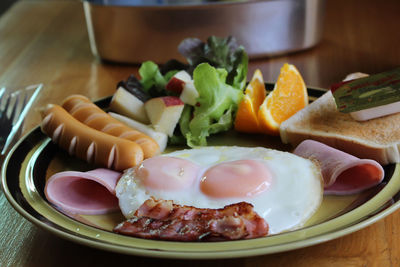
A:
<box><xmin>1</xmin><ymin>1</ymin><xmax>400</xmax><ymax>266</ymax></box>
<box><xmin>0</xmin><ymin>0</ymin><xmax>15</xmax><ymax>15</ymax></box>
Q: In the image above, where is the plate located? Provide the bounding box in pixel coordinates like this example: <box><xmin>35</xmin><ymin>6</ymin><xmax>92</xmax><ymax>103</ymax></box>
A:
<box><xmin>2</xmin><ymin>86</ymin><xmax>400</xmax><ymax>259</ymax></box>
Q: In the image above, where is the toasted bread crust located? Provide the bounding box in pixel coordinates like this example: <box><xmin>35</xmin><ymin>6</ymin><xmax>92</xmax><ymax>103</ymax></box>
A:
<box><xmin>280</xmin><ymin>91</ymin><xmax>400</xmax><ymax>165</ymax></box>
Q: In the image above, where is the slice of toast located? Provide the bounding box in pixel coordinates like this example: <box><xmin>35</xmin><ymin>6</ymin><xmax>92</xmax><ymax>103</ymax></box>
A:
<box><xmin>280</xmin><ymin>90</ymin><xmax>400</xmax><ymax>165</ymax></box>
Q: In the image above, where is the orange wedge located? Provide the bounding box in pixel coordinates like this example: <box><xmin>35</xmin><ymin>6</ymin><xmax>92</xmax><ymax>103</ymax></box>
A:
<box><xmin>258</xmin><ymin>63</ymin><xmax>308</xmax><ymax>136</ymax></box>
<box><xmin>234</xmin><ymin>69</ymin><xmax>266</xmax><ymax>133</ymax></box>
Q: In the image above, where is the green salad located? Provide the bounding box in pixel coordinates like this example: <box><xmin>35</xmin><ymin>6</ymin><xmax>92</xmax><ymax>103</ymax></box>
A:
<box><xmin>119</xmin><ymin>36</ymin><xmax>248</xmax><ymax>147</ymax></box>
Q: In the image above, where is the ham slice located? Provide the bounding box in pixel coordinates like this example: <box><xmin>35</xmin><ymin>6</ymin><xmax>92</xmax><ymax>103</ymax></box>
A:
<box><xmin>45</xmin><ymin>168</ymin><xmax>121</xmax><ymax>215</ymax></box>
<box><xmin>293</xmin><ymin>140</ymin><xmax>384</xmax><ymax>195</ymax></box>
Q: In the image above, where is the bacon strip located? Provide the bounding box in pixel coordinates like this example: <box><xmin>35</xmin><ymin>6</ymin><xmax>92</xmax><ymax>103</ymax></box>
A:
<box><xmin>113</xmin><ymin>198</ymin><xmax>268</xmax><ymax>241</ymax></box>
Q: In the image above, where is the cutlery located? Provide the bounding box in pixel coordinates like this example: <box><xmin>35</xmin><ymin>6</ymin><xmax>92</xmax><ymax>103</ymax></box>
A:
<box><xmin>0</xmin><ymin>84</ymin><xmax>42</xmax><ymax>155</ymax></box>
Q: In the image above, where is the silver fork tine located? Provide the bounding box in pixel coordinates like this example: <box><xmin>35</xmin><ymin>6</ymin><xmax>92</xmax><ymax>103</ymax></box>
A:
<box><xmin>21</xmin><ymin>93</ymin><xmax>28</xmax><ymax>118</ymax></box>
<box><xmin>8</xmin><ymin>94</ymin><xmax>19</xmax><ymax>124</ymax></box>
<box><xmin>0</xmin><ymin>87</ymin><xmax>6</xmax><ymax>100</ymax></box>
<box><xmin>1</xmin><ymin>84</ymin><xmax>43</xmax><ymax>155</ymax></box>
<box><xmin>0</xmin><ymin>87</ymin><xmax>6</xmax><ymax>119</ymax></box>
<box><xmin>1</xmin><ymin>94</ymin><xmax>11</xmax><ymax>120</ymax></box>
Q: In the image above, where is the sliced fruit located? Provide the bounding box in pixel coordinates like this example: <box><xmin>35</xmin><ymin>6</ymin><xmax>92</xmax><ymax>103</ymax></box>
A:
<box><xmin>258</xmin><ymin>63</ymin><xmax>308</xmax><ymax>136</ymax></box>
<box><xmin>144</xmin><ymin>96</ymin><xmax>185</xmax><ymax>137</ymax></box>
<box><xmin>234</xmin><ymin>69</ymin><xmax>266</xmax><ymax>133</ymax></box>
<box><xmin>165</xmin><ymin>70</ymin><xmax>192</xmax><ymax>93</ymax></box>
<box><xmin>180</xmin><ymin>81</ymin><xmax>199</xmax><ymax>106</ymax></box>
<box><xmin>109</xmin><ymin>87</ymin><xmax>150</xmax><ymax>124</ymax></box>
<box><xmin>166</xmin><ymin>70</ymin><xmax>199</xmax><ymax>106</ymax></box>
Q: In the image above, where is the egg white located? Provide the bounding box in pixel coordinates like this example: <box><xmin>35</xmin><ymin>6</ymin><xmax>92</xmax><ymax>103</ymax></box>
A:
<box><xmin>115</xmin><ymin>146</ymin><xmax>323</xmax><ymax>235</ymax></box>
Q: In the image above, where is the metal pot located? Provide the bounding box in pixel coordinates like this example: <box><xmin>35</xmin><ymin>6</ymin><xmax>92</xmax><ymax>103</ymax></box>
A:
<box><xmin>83</xmin><ymin>0</ymin><xmax>326</xmax><ymax>63</ymax></box>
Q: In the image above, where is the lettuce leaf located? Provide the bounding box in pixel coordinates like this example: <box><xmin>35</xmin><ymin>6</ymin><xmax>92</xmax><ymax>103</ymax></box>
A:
<box><xmin>178</xmin><ymin>36</ymin><xmax>248</xmax><ymax>91</ymax></box>
<box><xmin>139</xmin><ymin>61</ymin><xmax>166</xmax><ymax>92</ymax></box>
<box><xmin>231</xmin><ymin>49</ymin><xmax>248</xmax><ymax>92</ymax></box>
<box><xmin>180</xmin><ymin>63</ymin><xmax>243</xmax><ymax>147</ymax></box>
<box><xmin>139</xmin><ymin>61</ymin><xmax>178</xmax><ymax>97</ymax></box>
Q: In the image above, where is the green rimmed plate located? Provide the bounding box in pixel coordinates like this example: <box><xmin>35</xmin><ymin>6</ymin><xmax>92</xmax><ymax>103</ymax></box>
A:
<box><xmin>2</xmin><ymin>86</ymin><xmax>400</xmax><ymax>259</ymax></box>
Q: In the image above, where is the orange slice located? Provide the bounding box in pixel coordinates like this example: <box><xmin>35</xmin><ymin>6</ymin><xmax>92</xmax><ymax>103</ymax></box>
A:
<box><xmin>258</xmin><ymin>63</ymin><xmax>308</xmax><ymax>136</ymax></box>
<box><xmin>234</xmin><ymin>69</ymin><xmax>266</xmax><ymax>133</ymax></box>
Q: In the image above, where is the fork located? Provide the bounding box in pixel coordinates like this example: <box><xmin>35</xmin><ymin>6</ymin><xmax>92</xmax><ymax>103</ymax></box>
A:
<box><xmin>0</xmin><ymin>84</ymin><xmax>43</xmax><ymax>155</ymax></box>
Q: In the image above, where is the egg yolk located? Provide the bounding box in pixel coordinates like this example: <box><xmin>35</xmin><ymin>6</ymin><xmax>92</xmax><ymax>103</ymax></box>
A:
<box><xmin>135</xmin><ymin>156</ymin><xmax>200</xmax><ymax>191</ymax></box>
<box><xmin>200</xmin><ymin>159</ymin><xmax>272</xmax><ymax>198</ymax></box>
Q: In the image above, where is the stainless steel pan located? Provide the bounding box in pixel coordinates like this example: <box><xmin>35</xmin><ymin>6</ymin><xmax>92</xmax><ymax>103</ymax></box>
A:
<box><xmin>83</xmin><ymin>0</ymin><xmax>326</xmax><ymax>63</ymax></box>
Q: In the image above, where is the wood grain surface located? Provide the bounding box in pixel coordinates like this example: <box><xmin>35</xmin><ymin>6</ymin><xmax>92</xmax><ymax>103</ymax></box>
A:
<box><xmin>1</xmin><ymin>0</ymin><xmax>400</xmax><ymax>266</ymax></box>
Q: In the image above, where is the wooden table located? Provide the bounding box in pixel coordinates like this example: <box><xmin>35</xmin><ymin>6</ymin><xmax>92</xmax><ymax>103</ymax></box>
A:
<box><xmin>1</xmin><ymin>0</ymin><xmax>400</xmax><ymax>266</ymax></box>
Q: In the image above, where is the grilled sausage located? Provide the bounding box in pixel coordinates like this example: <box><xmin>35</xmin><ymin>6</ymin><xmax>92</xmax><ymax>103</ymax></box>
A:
<box><xmin>62</xmin><ymin>95</ymin><xmax>160</xmax><ymax>159</ymax></box>
<box><xmin>41</xmin><ymin>104</ymin><xmax>143</xmax><ymax>171</ymax></box>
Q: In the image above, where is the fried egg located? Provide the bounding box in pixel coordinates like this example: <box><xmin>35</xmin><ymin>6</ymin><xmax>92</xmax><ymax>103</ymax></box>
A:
<box><xmin>115</xmin><ymin>146</ymin><xmax>323</xmax><ymax>235</ymax></box>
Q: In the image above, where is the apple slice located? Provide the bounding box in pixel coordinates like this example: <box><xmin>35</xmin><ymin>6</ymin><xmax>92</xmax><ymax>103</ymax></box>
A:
<box><xmin>180</xmin><ymin>81</ymin><xmax>199</xmax><ymax>106</ymax></box>
<box><xmin>109</xmin><ymin>87</ymin><xmax>149</xmax><ymax>124</ymax></box>
<box><xmin>144</xmin><ymin>96</ymin><xmax>184</xmax><ymax>137</ymax></box>
<box><xmin>108</xmin><ymin>112</ymin><xmax>168</xmax><ymax>152</ymax></box>
<box><xmin>165</xmin><ymin>70</ymin><xmax>192</xmax><ymax>94</ymax></box>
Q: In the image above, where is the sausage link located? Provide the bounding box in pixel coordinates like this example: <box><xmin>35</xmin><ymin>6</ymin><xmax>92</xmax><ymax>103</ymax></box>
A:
<box><xmin>41</xmin><ymin>104</ymin><xmax>144</xmax><ymax>171</ymax></box>
<box><xmin>62</xmin><ymin>95</ymin><xmax>160</xmax><ymax>159</ymax></box>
